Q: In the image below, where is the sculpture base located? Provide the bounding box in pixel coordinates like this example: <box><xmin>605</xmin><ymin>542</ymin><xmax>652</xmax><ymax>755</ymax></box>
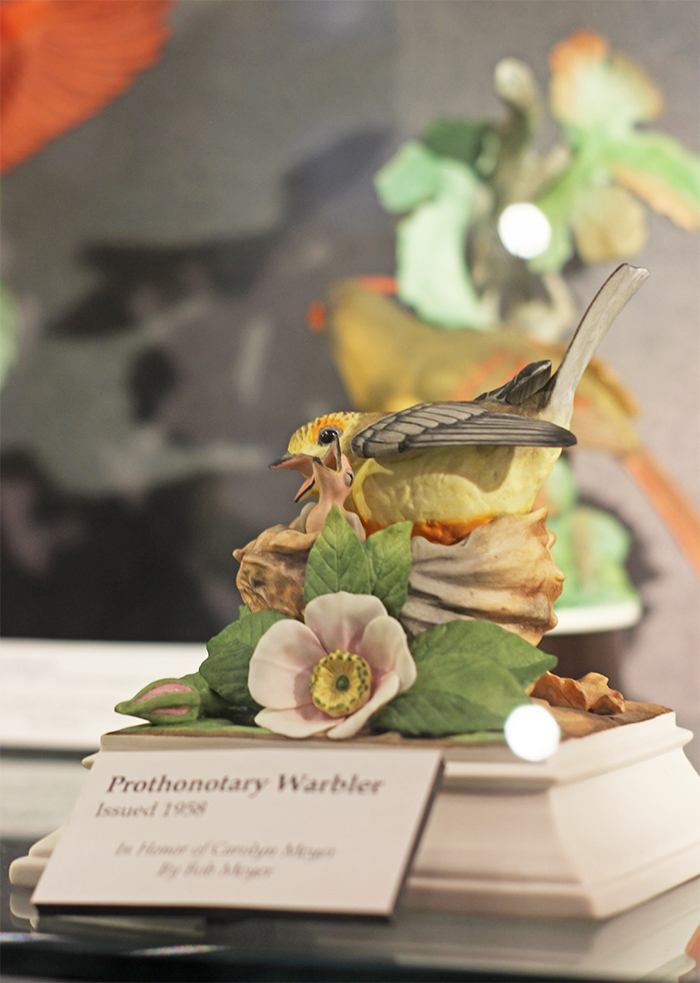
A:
<box><xmin>407</xmin><ymin>712</ymin><xmax>700</xmax><ymax>918</ymax></box>
<box><xmin>11</xmin><ymin>713</ymin><xmax>700</xmax><ymax>920</ymax></box>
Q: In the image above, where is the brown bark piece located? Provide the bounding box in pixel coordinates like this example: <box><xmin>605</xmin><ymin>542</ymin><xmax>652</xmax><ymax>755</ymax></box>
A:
<box><xmin>233</xmin><ymin>525</ymin><xmax>317</xmax><ymax>619</ymax></box>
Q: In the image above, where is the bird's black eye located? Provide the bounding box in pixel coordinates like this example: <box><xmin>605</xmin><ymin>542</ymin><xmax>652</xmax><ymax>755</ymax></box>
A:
<box><xmin>318</xmin><ymin>426</ymin><xmax>341</xmax><ymax>446</ymax></box>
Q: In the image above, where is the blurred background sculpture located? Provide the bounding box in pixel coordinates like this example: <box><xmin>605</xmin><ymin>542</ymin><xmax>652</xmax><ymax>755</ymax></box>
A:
<box><xmin>309</xmin><ymin>31</ymin><xmax>700</xmax><ymax>626</ymax></box>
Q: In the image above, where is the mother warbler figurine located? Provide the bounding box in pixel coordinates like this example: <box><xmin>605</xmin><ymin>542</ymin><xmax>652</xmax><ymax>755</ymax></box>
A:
<box><xmin>273</xmin><ymin>264</ymin><xmax>648</xmax><ymax>545</ymax></box>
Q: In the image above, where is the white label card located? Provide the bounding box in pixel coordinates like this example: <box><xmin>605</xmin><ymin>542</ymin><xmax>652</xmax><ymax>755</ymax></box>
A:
<box><xmin>32</xmin><ymin>747</ymin><xmax>443</xmax><ymax>917</ymax></box>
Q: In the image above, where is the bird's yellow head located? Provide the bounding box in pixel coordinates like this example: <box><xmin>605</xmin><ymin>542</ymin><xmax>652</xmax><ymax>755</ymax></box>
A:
<box><xmin>270</xmin><ymin>413</ymin><xmax>363</xmax><ymax>504</ymax></box>
<box><xmin>285</xmin><ymin>412</ymin><xmax>362</xmax><ymax>460</ymax></box>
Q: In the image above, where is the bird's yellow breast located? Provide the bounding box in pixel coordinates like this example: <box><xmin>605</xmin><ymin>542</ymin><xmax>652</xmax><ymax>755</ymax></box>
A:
<box><xmin>349</xmin><ymin>444</ymin><xmax>562</xmax><ymax>541</ymax></box>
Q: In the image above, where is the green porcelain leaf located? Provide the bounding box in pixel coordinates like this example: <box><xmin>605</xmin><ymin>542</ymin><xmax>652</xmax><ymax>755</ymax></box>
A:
<box><xmin>200</xmin><ymin>609</ymin><xmax>290</xmax><ymax>716</ymax></box>
<box><xmin>363</xmin><ymin>521</ymin><xmax>412</xmax><ymax>619</ymax></box>
<box><xmin>303</xmin><ymin>505</ymin><xmax>371</xmax><ymax>604</ymax></box>
<box><xmin>375</xmin><ymin>140</ymin><xmax>444</xmax><ymax>213</ymax></box>
<box><xmin>371</xmin><ymin>620</ymin><xmax>546</xmax><ymax>736</ymax></box>
<box><xmin>609</xmin><ymin>132</ymin><xmax>700</xmax><ymax>228</ymax></box>
<box><xmin>373</xmin><ymin>647</ymin><xmax>527</xmax><ymax>737</ymax></box>
<box><xmin>550</xmin><ymin>504</ymin><xmax>639</xmax><ymax>609</ymax></box>
<box><xmin>430</xmin><ymin>619</ymin><xmax>557</xmax><ymax>687</ymax></box>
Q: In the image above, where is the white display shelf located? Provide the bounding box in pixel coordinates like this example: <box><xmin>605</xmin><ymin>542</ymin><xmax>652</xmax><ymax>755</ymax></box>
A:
<box><xmin>549</xmin><ymin>599</ymin><xmax>643</xmax><ymax>635</ymax></box>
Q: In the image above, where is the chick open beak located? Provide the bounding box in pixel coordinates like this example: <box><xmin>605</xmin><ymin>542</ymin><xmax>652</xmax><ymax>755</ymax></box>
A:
<box><xmin>320</xmin><ymin>436</ymin><xmax>342</xmax><ymax>473</ymax></box>
<box><xmin>270</xmin><ymin>454</ymin><xmax>317</xmax><ymax>503</ymax></box>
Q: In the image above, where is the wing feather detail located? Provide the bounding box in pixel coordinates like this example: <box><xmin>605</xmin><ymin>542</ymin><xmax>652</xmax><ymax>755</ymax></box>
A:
<box><xmin>351</xmin><ymin>401</ymin><xmax>576</xmax><ymax>457</ymax></box>
<box><xmin>475</xmin><ymin>360</ymin><xmax>552</xmax><ymax>406</ymax></box>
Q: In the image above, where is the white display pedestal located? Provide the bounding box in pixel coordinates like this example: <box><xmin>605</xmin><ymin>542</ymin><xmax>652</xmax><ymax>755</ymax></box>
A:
<box><xmin>407</xmin><ymin>711</ymin><xmax>700</xmax><ymax>918</ymax></box>
<box><xmin>11</xmin><ymin>712</ymin><xmax>700</xmax><ymax>921</ymax></box>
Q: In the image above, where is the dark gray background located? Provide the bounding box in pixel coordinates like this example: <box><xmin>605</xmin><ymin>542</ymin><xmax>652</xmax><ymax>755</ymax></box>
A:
<box><xmin>1</xmin><ymin>1</ymin><xmax>698</xmax><ymax>759</ymax></box>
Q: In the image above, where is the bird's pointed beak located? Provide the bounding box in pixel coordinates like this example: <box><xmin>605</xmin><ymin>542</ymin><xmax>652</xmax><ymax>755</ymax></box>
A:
<box><xmin>270</xmin><ymin>454</ymin><xmax>317</xmax><ymax>503</ymax></box>
<box><xmin>294</xmin><ymin>474</ymin><xmax>317</xmax><ymax>503</ymax></box>
<box><xmin>270</xmin><ymin>453</ymin><xmax>314</xmax><ymax>474</ymax></box>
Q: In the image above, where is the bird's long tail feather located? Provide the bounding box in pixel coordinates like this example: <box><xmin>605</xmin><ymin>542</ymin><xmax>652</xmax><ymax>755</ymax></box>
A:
<box><xmin>545</xmin><ymin>264</ymin><xmax>649</xmax><ymax>428</ymax></box>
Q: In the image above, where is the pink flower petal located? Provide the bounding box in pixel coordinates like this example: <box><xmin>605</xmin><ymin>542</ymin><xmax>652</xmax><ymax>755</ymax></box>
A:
<box><xmin>255</xmin><ymin>706</ymin><xmax>339</xmax><ymax>738</ymax></box>
<box><xmin>304</xmin><ymin>592</ymin><xmax>387</xmax><ymax>655</ymax></box>
<box><xmin>327</xmin><ymin>671</ymin><xmax>401</xmax><ymax>740</ymax></box>
<box><xmin>248</xmin><ymin>619</ymin><xmax>326</xmax><ymax>709</ymax></box>
<box><xmin>357</xmin><ymin>616</ymin><xmax>416</xmax><ymax>689</ymax></box>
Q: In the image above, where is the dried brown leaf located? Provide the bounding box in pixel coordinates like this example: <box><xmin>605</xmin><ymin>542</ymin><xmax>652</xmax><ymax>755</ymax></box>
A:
<box><xmin>613</xmin><ymin>165</ymin><xmax>700</xmax><ymax>231</ymax></box>
<box><xmin>528</xmin><ymin>670</ymin><xmax>626</xmax><ymax>714</ymax></box>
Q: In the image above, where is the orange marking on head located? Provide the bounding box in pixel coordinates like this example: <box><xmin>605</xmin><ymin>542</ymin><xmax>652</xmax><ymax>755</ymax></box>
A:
<box><xmin>311</xmin><ymin>415</ymin><xmax>347</xmax><ymax>443</ymax></box>
<box><xmin>356</xmin><ymin>275</ymin><xmax>398</xmax><ymax>295</ymax></box>
<box><xmin>306</xmin><ymin>300</ymin><xmax>327</xmax><ymax>333</ymax></box>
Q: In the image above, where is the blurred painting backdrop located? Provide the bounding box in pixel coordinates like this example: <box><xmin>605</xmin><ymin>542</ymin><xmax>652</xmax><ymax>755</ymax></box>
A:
<box><xmin>1</xmin><ymin>1</ymin><xmax>698</xmax><ymax>757</ymax></box>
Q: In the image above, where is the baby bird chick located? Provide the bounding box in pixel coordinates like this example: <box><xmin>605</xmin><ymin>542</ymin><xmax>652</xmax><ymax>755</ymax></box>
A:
<box><xmin>278</xmin><ymin>437</ymin><xmax>366</xmax><ymax>541</ymax></box>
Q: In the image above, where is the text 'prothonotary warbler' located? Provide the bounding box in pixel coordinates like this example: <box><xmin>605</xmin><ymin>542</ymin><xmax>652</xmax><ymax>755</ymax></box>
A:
<box><xmin>272</xmin><ymin>264</ymin><xmax>649</xmax><ymax>545</ymax></box>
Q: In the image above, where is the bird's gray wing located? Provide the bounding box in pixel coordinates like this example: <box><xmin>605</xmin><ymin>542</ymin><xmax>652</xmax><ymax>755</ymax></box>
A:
<box><xmin>475</xmin><ymin>359</ymin><xmax>552</xmax><ymax>406</ymax></box>
<box><xmin>350</xmin><ymin>401</ymin><xmax>576</xmax><ymax>458</ymax></box>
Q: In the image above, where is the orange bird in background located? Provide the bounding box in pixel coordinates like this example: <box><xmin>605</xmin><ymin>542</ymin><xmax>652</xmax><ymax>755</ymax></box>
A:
<box><xmin>1</xmin><ymin>0</ymin><xmax>172</xmax><ymax>174</ymax></box>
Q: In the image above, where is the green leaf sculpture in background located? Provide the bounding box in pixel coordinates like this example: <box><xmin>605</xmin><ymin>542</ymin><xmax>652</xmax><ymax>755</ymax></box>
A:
<box><xmin>420</xmin><ymin>119</ymin><xmax>494</xmax><ymax>171</ymax></box>
<box><xmin>374</xmin><ymin>30</ymin><xmax>699</xmax><ymax>330</ymax></box>
<box><xmin>375</xmin><ymin>142</ymin><xmax>491</xmax><ymax>329</ymax></box>
<box><xmin>532</xmin><ymin>30</ymin><xmax>700</xmax><ymax>273</ymax></box>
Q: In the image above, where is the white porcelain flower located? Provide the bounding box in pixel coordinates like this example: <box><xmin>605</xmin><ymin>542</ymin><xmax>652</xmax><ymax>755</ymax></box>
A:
<box><xmin>248</xmin><ymin>592</ymin><xmax>417</xmax><ymax>739</ymax></box>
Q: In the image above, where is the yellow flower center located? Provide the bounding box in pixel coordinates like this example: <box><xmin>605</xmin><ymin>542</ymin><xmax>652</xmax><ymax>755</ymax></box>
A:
<box><xmin>309</xmin><ymin>650</ymin><xmax>372</xmax><ymax>718</ymax></box>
